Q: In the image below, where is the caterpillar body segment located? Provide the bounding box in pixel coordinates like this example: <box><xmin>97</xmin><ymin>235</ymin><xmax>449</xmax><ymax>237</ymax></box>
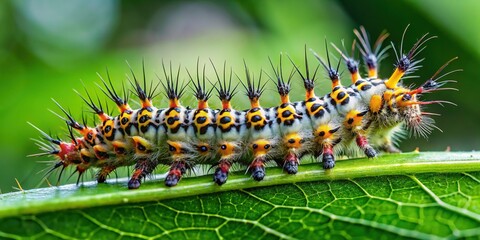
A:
<box><xmin>29</xmin><ymin>27</ymin><xmax>459</xmax><ymax>189</ymax></box>
<box><xmin>211</xmin><ymin>61</ymin><xmax>247</xmax><ymax>185</ymax></box>
<box><xmin>242</xmin><ymin>63</ymin><xmax>278</xmax><ymax>181</ymax></box>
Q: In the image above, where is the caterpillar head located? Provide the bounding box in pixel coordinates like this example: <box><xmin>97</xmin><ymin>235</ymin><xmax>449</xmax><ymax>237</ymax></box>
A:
<box><xmin>390</xmin><ymin>57</ymin><xmax>460</xmax><ymax>137</ymax></box>
<box><xmin>28</xmin><ymin>122</ymin><xmax>85</xmax><ymax>185</ymax></box>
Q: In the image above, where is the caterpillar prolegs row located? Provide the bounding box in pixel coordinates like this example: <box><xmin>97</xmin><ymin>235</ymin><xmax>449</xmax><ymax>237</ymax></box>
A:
<box><xmin>30</xmin><ymin>26</ymin><xmax>459</xmax><ymax>189</ymax></box>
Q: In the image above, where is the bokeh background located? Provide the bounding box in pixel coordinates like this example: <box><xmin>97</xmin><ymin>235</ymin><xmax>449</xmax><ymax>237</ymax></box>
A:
<box><xmin>1</xmin><ymin>0</ymin><xmax>478</xmax><ymax>193</ymax></box>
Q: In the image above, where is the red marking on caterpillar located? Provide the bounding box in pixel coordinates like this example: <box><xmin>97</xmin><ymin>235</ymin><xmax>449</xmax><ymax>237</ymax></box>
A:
<box><xmin>29</xmin><ymin>26</ymin><xmax>460</xmax><ymax>189</ymax></box>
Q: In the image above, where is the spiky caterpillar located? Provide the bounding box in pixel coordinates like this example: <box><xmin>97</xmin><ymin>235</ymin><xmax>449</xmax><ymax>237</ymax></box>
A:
<box><xmin>29</xmin><ymin>26</ymin><xmax>459</xmax><ymax>189</ymax></box>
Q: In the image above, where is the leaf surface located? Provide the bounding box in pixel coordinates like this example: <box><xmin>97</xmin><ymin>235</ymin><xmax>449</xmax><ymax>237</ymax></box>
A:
<box><xmin>1</xmin><ymin>152</ymin><xmax>480</xmax><ymax>239</ymax></box>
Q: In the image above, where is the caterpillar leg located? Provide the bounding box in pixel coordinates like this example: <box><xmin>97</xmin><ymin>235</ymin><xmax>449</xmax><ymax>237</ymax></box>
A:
<box><xmin>213</xmin><ymin>142</ymin><xmax>237</xmax><ymax>185</ymax></box>
<box><xmin>344</xmin><ymin>110</ymin><xmax>377</xmax><ymax>158</ymax></box>
<box><xmin>356</xmin><ymin>134</ymin><xmax>376</xmax><ymax>158</ymax></box>
<box><xmin>249</xmin><ymin>156</ymin><xmax>266</xmax><ymax>181</ymax></box>
<box><xmin>249</xmin><ymin>139</ymin><xmax>272</xmax><ymax>181</ymax></box>
<box><xmin>97</xmin><ymin>165</ymin><xmax>116</xmax><ymax>183</ymax></box>
<box><xmin>282</xmin><ymin>133</ymin><xmax>305</xmax><ymax>174</ymax></box>
<box><xmin>213</xmin><ymin>159</ymin><xmax>232</xmax><ymax>186</ymax></box>
<box><xmin>380</xmin><ymin>142</ymin><xmax>401</xmax><ymax>153</ymax></box>
<box><xmin>314</xmin><ymin>124</ymin><xmax>340</xmax><ymax>169</ymax></box>
<box><xmin>165</xmin><ymin>161</ymin><xmax>187</xmax><ymax>187</ymax></box>
<box><xmin>70</xmin><ymin>166</ymin><xmax>87</xmax><ymax>185</ymax></box>
<box><xmin>322</xmin><ymin>145</ymin><xmax>335</xmax><ymax>169</ymax></box>
<box><xmin>283</xmin><ymin>152</ymin><xmax>299</xmax><ymax>174</ymax></box>
<box><xmin>128</xmin><ymin>158</ymin><xmax>158</xmax><ymax>189</ymax></box>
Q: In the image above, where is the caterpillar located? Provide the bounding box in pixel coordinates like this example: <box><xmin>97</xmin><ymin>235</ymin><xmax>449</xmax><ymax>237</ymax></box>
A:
<box><xmin>29</xmin><ymin>26</ymin><xmax>458</xmax><ymax>189</ymax></box>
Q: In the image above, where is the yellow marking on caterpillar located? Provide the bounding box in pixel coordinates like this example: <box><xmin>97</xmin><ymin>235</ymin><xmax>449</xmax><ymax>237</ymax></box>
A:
<box><xmin>251</xmin><ymin>139</ymin><xmax>271</xmax><ymax>157</ymax></box>
<box><xmin>385</xmin><ymin>68</ymin><xmax>405</xmax><ymax>89</ymax></box>
<box><xmin>196</xmin><ymin>142</ymin><xmax>210</xmax><ymax>156</ymax></box>
<box><xmin>368</xmin><ymin>68</ymin><xmax>377</xmax><ymax>78</ymax></box>
<box><xmin>369</xmin><ymin>94</ymin><xmax>383</xmax><ymax>113</ymax></box>
<box><xmin>277</xmin><ymin>104</ymin><xmax>296</xmax><ymax>123</ymax></box>
<box><xmin>119</xmin><ymin>111</ymin><xmax>133</xmax><ymax>129</ymax></box>
<box><xmin>93</xmin><ymin>144</ymin><xmax>109</xmax><ymax>160</ymax></box>
<box><xmin>167</xmin><ymin>140</ymin><xmax>184</xmax><ymax>156</ymax></box>
<box><xmin>284</xmin><ymin>133</ymin><xmax>302</xmax><ymax>149</ymax></box>
<box><xmin>219</xmin><ymin>142</ymin><xmax>235</xmax><ymax>158</ymax></box>
<box><xmin>138</xmin><ymin>109</ymin><xmax>153</xmax><ymax>131</ymax></box>
<box><xmin>332</xmin><ymin>88</ymin><xmax>348</xmax><ymax>103</ymax></box>
<box><xmin>102</xmin><ymin>119</ymin><xmax>115</xmax><ymax>139</ymax></box>
<box><xmin>315</xmin><ymin>125</ymin><xmax>335</xmax><ymax>140</ymax></box>
<box><xmin>165</xmin><ymin>109</ymin><xmax>181</xmax><ymax>130</ymax></box>
<box><xmin>217</xmin><ymin>111</ymin><xmax>235</xmax><ymax>130</ymax></box>
<box><xmin>80</xmin><ymin>148</ymin><xmax>94</xmax><ymax>162</ymax></box>
<box><xmin>141</xmin><ymin>99</ymin><xmax>153</xmax><ymax>109</ymax></box>
<box><xmin>344</xmin><ymin>110</ymin><xmax>364</xmax><ymax>129</ymax></box>
<box><xmin>193</xmin><ymin>110</ymin><xmax>211</xmax><ymax>133</ymax></box>
<box><xmin>112</xmin><ymin>140</ymin><xmax>129</xmax><ymax>156</ymax></box>
<box><xmin>383</xmin><ymin>90</ymin><xmax>394</xmax><ymax>108</ymax></box>
<box><xmin>246</xmin><ymin>109</ymin><xmax>266</xmax><ymax>129</ymax></box>
<box><xmin>351</xmin><ymin>72</ymin><xmax>361</xmax><ymax>83</ymax></box>
<box><xmin>132</xmin><ymin>136</ymin><xmax>153</xmax><ymax>154</ymax></box>
<box><xmin>396</xmin><ymin>94</ymin><xmax>418</xmax><ymax>108</ymax></box>
<box><xmin>305</xmin><ymin>100</ymin><xmax>324</xmax><ymax>117</ymax></box>
<box><xmin>356</xmin><ymin>82</ymin><xmax>369</xmax><ymax>92</ymax></box>
<box><xmin>305</xmin><ymin>89</ymin><xmax>315</xmax><ymax>100</ymax></box>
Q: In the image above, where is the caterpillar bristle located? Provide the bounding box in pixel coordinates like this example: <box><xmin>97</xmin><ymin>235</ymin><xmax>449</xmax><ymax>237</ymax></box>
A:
<box><xmin>187</xmin><ymin>59</ymin><xmax>213</xmax><ymax>109</ymax></box>
<box><xmin>267</xmin><ymin>54</ymin><xmax>295</xmax><ymax>104</ymax></box>
<box><xmin>97</xmin><ymin>69</ymin><xmax>131</xmax><ymax>113</ymax></box>
<box><xmin>159</xmin><ymin>61</ymin><xmax>186</xmax><ymax>108</ymax></box>
<box><xmin>286</xmin><ymin>46</ymin><xmax>319</xmax><ymax>99</ymax></box>
<box><xmin>74</xmin><ymin>87</ymin><xmax>110</xmax><ymax>122</ymax></box>
<box><xmin>50</xmin><ymin>99</ymin><xmax>85</xmax><ymax>131</ymax></box>
<box><xmin>127</xmin><ymin>61</ymin><xmax>157</xmax><ymax>109</ymax></box>
<box><xmin>210</xmin><ymin>59</ymin><xmax>238</xmax><ymax>109</ymax></box>
<box><xmin>331</xmin><ymin>39</ymin><xmax>360</xmax><ymax>83</ymax></box>
<box><xmin>240</xmin><ymin>61</ymin><xmax>266</xmax><ymax>108</ymax></box>
<box><xmin>354</xmin><ymin>26</ymin><xmax>390</xmax><ymax>78</ymax></box>
<box><xmin>387</xmin><ymin>25</ymin><xmax>437</xmax><ymax>89</ymax></box>
<box><xmin>28</xmin><ymin>26</ymin><xmax>459</xmax><ymax>189</ymax></box>
<box><xmin>311</xmin><ymin>40</ymin><xmax>342</xmax><ymax>88</ymax></box>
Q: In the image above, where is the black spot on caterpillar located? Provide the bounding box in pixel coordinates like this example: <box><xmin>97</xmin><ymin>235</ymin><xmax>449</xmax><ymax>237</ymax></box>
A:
<box><xmin>28</xmin><ymin>26</ymin><xmax>459</xmax><ymax>189</ymax></box>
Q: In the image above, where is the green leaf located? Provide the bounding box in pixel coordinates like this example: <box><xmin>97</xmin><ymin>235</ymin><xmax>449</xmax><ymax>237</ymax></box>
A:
<box><xmin>1</xmin><ymin>152</ymin><xmax>480</xmax><ymax>239</ymax></box>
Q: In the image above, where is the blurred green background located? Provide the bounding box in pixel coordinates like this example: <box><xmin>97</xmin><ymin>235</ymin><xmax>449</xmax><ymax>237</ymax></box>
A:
<box><xmin>1</xmin><ymin>0</ymin><xmax>478</xmax><ymax>193</ymax></box>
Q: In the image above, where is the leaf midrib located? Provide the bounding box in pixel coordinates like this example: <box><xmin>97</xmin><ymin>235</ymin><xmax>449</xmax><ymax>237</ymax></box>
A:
<box><xmin>1</xmin><ymin>151</ymin><xmax>479</xmax><ymax>218</ymax></box>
